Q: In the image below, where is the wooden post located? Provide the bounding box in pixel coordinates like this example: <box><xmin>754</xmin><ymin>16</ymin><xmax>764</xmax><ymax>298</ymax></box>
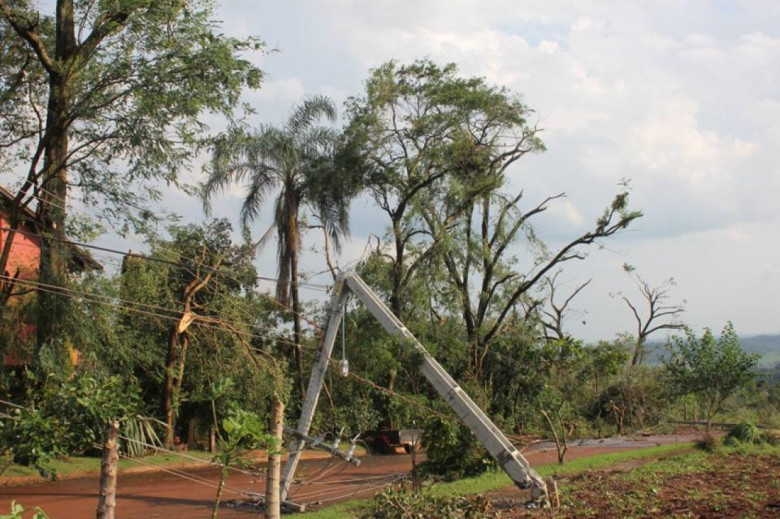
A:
<box><xmin>96</xmin><ymin>419</ymin><xmax>119</xmax><ymax>519</ymax></box>
<box><xmin>265</xmin><ymin>393</ymin><xmax>284</xmax><ymax>519</ymax></box>
<box><xmin>187</xmin><ymin>418</ymin><xmax>196</xmax><ymax>451</ymax></box>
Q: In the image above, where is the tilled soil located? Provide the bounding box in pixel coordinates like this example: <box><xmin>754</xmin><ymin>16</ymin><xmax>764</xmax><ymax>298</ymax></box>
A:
<box><xmin>495</xmin><ymin>450</ymin><xmax>780</xmax><ymax>518</ymax></box>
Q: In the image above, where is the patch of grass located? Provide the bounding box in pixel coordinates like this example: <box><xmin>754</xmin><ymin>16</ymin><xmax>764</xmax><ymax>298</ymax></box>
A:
<box><xmin>1</xmin><ymin>451</ymin><xmax>214</xmax><ymax>479</ymax></box>
<box><xmin>538</xmin><ymin>442</ymin><xmax>696</xmax><ymax>478</ymax></box>
<box><xmin>300</xmin><ymin>443</ymin><xmax>696</xmax><ymax>519</ymax></box>
<box><xmin>616</xmin><ymin>450</ymin><xmax>712</xmax><ymax>483</ymax></box>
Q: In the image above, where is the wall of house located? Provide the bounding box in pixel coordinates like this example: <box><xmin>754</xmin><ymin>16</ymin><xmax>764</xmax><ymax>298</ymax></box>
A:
<box><xmin>0</xmin><ymin>216</ymin><xmax>41</xmax><ymax>280</ymax></box>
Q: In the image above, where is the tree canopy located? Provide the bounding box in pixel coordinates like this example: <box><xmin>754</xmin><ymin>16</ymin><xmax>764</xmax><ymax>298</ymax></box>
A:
<box><xmin>663</xmin><ymin>322</ymin><xmax>760</xmax><ymax>430</ymax></box>
<box><xmin>0</xmin><ymin>0</ymin><xmax>264</xmax><ymax>352</ymax></box>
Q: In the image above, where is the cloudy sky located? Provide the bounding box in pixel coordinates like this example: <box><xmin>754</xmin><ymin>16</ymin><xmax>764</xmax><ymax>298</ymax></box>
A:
<box><xmin>173</xmin><ymin>0</ymin><xmax>780</xmax><ymax>342</ymax></box>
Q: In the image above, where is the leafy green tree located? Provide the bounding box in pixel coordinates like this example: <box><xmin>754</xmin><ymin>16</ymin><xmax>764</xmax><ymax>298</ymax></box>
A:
<box><xmin>203</xmin><ymin>96</ymin><xmax>355</xmax><ymax>399</ymax></box>
<box><xmin>343</xmin><ymin>59</ymin><xmax>544</xmax><ymax>319</ymax></box>
<box><xmin>344</xmin><ymin>59</ymin><xmax>640</xmax><ymax>380</ymax></box>
<box><xmin>119</xmin><ymin>219</ymin><xmax>271</xmax><ymax>448</ymax></box>
<box><xmin>587</xmin><ymin>339</ymin><xmax>630</xmax><ymax>398</ymax></box>
<box><xmin>431</xmin><ymin>185</ymin><xmax>640</xmax><ymax>380</ymax></box>
<box><xmin>663</xmin><ymin>322</ymin><xmax>760</xmax><ymax>431</ymax></box>
<box><xmin>0</xmin><ymin>0</ymin><xmax>263</xmax><ymax>356</ymax></box>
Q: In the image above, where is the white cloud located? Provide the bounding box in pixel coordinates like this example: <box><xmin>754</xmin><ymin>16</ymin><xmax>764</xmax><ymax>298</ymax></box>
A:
<box><xmin>132</xmin><ymin>0</ymin><xmax>780</xmax><ymax>340</ymax></box>
<box><xmin>251</xmin><ymin>77</ymin><xmax>306</xmax><ymax>103</ymax></box>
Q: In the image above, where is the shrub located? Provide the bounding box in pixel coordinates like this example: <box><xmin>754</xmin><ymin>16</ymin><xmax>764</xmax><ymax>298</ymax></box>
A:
<box><xmin>1</xmin><ymin>501</ymin><xmax>48</xmax><ymax>519</ymax></box>
<box><xmin>418</xmin><ymin>417</ymin><xmax>495</xmax><ymax>480</ymax></box>
<box><xmin>724</xmin><ymin>422</ymin><xmax>760</xmax><ymax>446</ymax></box>
<box><xmin>696</xmin><ymin>432</ymin><xmax>720</xmax><ymax>453</ymax></box>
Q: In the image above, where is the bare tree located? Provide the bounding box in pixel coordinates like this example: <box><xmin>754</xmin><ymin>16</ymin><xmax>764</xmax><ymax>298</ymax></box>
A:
<box><xmin>618</xmin><ymin>264</ymin><xmax>685</xmax><ymax>365</ymax></box>
<box><xmin>540</xmin><ymin>271</ymin><xmax>592</xmax><ymax>343</ymax></box>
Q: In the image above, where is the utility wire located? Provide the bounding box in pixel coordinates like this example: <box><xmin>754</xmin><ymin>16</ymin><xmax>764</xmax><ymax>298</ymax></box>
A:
<box><xmin>1</xmin><ymin>274</ymin><xmax>305</xmax><ymax>351</ymax></box>
<box><xmin>0</xmin><ymin>225</ymin><xmax>331</xmax><ymax>292</ymax></box>
<box><xmin>118</xmin><ymin>435</ymin><xmax>266</xmax><ymax>479</ymax></box>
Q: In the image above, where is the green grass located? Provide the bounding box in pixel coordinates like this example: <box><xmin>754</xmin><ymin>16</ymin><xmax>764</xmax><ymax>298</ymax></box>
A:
<box><xmin>1</xmin><ymin>451</ymin><xmax>214</xmax><ymax>479</ymax></box>
<box><xmin>299</xmin><ymin>442</ymin><xmax>696</xmax><ymax>519</ymax></box>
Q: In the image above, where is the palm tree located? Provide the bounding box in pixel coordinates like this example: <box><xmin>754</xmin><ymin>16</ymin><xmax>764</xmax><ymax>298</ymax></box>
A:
<box><xmin>203</xmin><ymin>96</ymin><xmax>351</xmax><ymax>398</ymax></box>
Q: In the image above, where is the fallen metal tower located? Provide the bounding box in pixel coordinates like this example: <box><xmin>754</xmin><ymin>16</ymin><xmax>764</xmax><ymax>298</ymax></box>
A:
<box><xmin>280</xmin><ymin>272</ymin><xmax>549</xmax><ymax>506</ymax></box>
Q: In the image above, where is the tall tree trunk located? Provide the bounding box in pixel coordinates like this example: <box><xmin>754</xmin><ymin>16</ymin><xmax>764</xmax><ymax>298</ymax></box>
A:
<box><xmin>289</xmin><ymin>210</ymin><xmax>305</xmax><ymax>400</ymax></box>
<box><xmin>36</xmin><ymin>0</ymin><xmax>76</xmax><ymax>356</ymax></box>
<box><xmin>171</xmin><ymin>332</ymin><xmax>190</xmax><ymax>440</ymax></box>
<box><xmin>162</xmin><ymin>327</ymin><xmax>180</xmax><ymax>449</ymax></box>
<box><xmin>389</xmin><ymin>218</ymin><xmax>404</xmax><ymax>318</ymax></box>
<box><xmin>0</xmin><ymin>210</ymin><xmax>23</xmax><ymax>318</ymax></box>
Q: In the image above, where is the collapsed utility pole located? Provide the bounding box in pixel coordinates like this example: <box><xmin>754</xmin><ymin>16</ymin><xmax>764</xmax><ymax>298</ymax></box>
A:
<box><xmin>280</xmin><ymin>272</ymin><xmax>549</xmax><ymax>506</ymax></box>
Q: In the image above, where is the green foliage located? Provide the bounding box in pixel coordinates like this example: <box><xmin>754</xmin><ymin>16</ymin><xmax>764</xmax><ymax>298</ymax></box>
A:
<box><xmin>0</xmin><ymin>0</ymin><xmax>265</xmax><ymax>227</ymax></box>
<box><xmin>343</xmin><ymin>58</ymin><xmax>546</xmax><ymax>319</ymax></box>
<box><xmin>419</xmin><ymin>416</ymin><xmax>495</xmax><ymax>480</ymax></box>
<box><xmin>664</xmin><ymin>322</ymin><xmax>760</xmax><ymax>428</ymax></box>
<box><xmin>596</xmin><ymin>365</ymin><xmax>673</xmax><ymax>434</ymax></box>
<box><xmin>724</xmin><ymin>422</ymin><xmax>761</xmax><ymax>446</ymax></box>
<box><xmin>202</xmin><ymin>378</ymin><xmax>273</xmax><ymax>519</ymax></box>
<box><xmin>203</xmin><ymin>95</ymin><xmax>353</xmax><ymax>276</ymax></box>
<box><xmin>0</xmin><ymin>501</ymin><xmax>49</xmax><ymax>519</ymax></box>
<box><xmin>360</xmin><ymin>483</ymin><xmax>494</xmax><ymax>519</ymax></box>
<box><xmin>117</xmin><ymin>219</ymin><xmax>280</xmax><ymax>447</ymax></box>
<box><xmin>203</xmin><ymin>96</ymin><xmax>355</xmax><ymax>399</ymax></box>
<box><xmin>0</xmin><ymin>373</ymin><xmax>153</xmax><ymax>478</ymax></box>
<box><xmin>216</xmin><ymin>401</ymin><xmax>272</xmax><ymax>455</ymax></box>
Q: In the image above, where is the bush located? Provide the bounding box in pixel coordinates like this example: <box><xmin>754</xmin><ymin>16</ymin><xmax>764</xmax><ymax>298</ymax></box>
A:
<box><xmin>724</xmin><ymin>422</ymin><xmax>760</xmax><ymax>446</ymax></box>
<box><xmin>0</xmin><ymin>373</ymin><xmax>156</xmax><ymax>478</ymax></box>
<box><xmin>418</xmin><ymin>417</ymin><xmax>495</xmax><ymax>480</ymax></box>
<box><xmin>696</xmin><ymin>432</ymin><xmax>720</xmax><ymax>453</ymax></box>
<box><xmin>360</xmin><ymin>483</ymin><xmax>493</xmax><ymax>519</ymax></box>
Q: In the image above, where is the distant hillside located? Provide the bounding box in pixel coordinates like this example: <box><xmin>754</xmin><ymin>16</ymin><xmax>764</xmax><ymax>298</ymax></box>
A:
<box><xmin>645</xmin><ymin>334</ymin><xmax>780</xmax><ymax>368</ymax></box>
<box><xmin>742</xmin><ymin>334</ymin><xmax>780</xmax><ymax>367</ymax></box>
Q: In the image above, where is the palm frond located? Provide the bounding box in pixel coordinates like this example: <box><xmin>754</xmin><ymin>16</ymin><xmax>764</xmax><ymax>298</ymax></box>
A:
<box><xmin>287</xmin><ymin>95</ymin><xmax>337</xmax><ymax>137</ymax></box>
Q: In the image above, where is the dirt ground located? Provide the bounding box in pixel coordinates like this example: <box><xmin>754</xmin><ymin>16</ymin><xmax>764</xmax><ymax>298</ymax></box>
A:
<box><xmin>494</xmin><ymin>450</ymin><xmax>780</xmax><ymax>518</ymax></box>
<box><xmin>0</xmin><ymin>452</ymin><xmax>421</xmax><ymax>518</ymax></box>
<box><xmin>0</xmin><ymin>433</ymin><xmax>702</xmax><ymax>518</ymax></box>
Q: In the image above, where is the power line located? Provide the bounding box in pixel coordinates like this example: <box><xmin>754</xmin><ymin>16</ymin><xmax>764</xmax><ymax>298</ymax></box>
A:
<box><xmin>1</xmin><ymin>275</ymin><xmax>304</xmax><ymax>352</ymax></box>
<box><xmin>0</xmin><ymin>224</ymin><xmax>331</xmax><ymax>292</ymax></box>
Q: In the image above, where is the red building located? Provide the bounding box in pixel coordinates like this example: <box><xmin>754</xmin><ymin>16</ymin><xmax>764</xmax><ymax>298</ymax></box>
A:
<box><xmin>0</xmin><ymin>185</ymin><xmax>102</xmax><ymax>368</ymax></box>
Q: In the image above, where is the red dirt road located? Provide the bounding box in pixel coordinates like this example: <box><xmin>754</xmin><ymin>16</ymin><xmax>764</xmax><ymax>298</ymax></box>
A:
<box><xmin>0</xmin><ymin>454</ymin><xmax>419</xmax><ymax>518</ymax></box>
<box><xmin>0</xmin><ymin>433</ymin><xmax>699</xmax><ymax>518</ymax></box>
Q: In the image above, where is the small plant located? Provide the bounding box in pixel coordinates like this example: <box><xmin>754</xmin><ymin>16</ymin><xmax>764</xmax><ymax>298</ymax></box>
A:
<box><xmin>1</xmin><ymin>501</ymin><xmax>49</xmax><ymax>519</ymax></box>
<box><xmin>696</xmin><ymin>432</ymin><xmax>720</xmax><ymax>452</ymax></box>
<box><xmin>360</xmin><ymin>482</ymin><xmax>494</xmax><ymax>519</ymax></box>
<box><xmin>199</xmin><ymin>378</ymin><xmax>273</xmax><ymax>519</ymax></box>
<box><xmin>724</xmin><ymin>422</ymin><xmax>760</xmax><ymax>446</ymax></box>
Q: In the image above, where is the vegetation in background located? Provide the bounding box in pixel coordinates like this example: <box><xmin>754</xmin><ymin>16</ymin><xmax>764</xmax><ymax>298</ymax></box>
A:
<box><xmin>663</xmin><ymin>322</ymin><xmax>760</xmax><ymax>431</ymax></box>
